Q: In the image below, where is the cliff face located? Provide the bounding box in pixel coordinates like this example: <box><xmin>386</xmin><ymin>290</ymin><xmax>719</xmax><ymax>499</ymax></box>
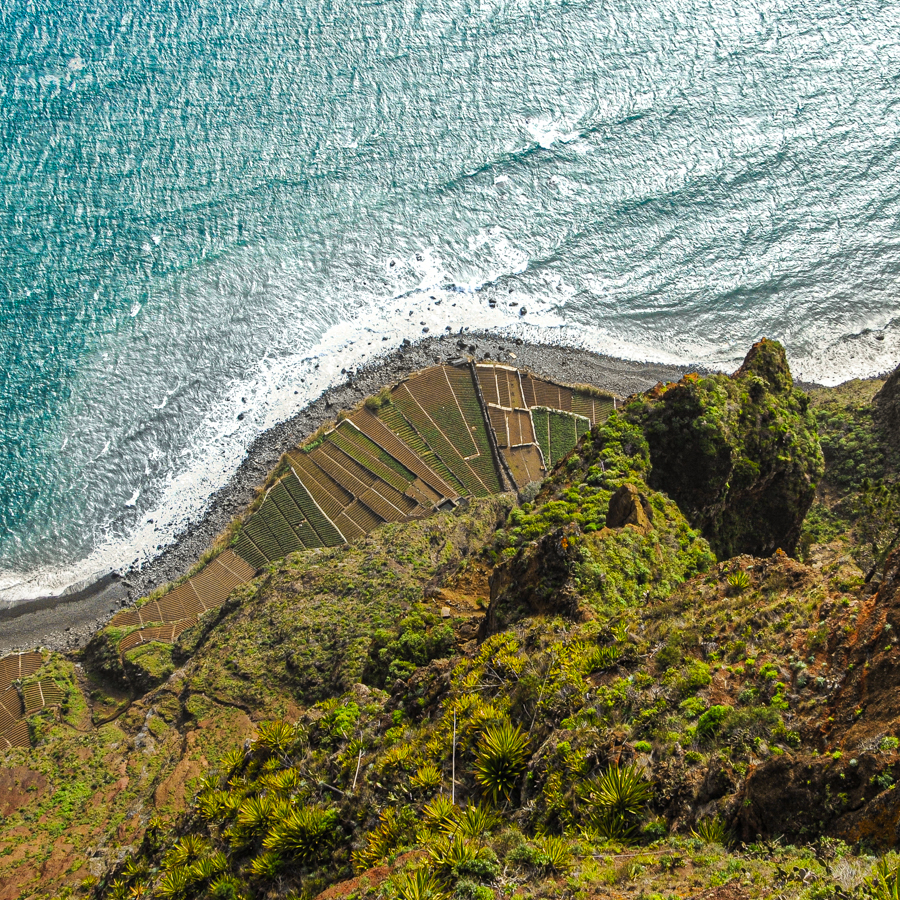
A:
<box><xmin>624</xmin><ymin>339</ymin><xmax>823</xmax><ymax>559</ymax></box>
<box><xmin>874</xmin><ymin>360</ymin><xmax>900</xmax><ymax>442</ymax></box>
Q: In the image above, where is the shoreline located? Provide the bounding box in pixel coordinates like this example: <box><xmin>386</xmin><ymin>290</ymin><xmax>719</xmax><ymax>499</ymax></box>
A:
<box><xmin>0</xmin><ymin>333</ymin><xmax>724</xmax><ymax>655</ymax></box>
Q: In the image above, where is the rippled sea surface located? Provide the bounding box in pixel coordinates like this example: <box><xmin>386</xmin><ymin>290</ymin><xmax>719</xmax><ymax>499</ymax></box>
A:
<box><xmin>2</xmin><ymin>0</ymin><xmax>900</xmax><ymax>599</ymax></box>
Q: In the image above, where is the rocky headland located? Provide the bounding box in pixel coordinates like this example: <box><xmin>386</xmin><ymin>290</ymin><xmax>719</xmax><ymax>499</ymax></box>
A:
<box><xmin>0</xmin><ymin>339</ymin><xmax>899</xmax><ymax>900</ymax></box>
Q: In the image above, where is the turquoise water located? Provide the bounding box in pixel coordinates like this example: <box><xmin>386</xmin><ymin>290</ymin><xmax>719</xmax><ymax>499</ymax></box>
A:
<box><xmin>2</xmin><ymin>0</ymin><xmax>900</xmax><ymax>598</ymax></box>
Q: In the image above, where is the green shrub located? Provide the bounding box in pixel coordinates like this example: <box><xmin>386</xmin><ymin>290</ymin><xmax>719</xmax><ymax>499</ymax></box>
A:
<box><xmin>365</xmin><ymin>608</ymin><xmax>455</xmax><ymax>687</ymax></box>
<box><xmin>696</xmin><ymin>705</ymin><xmax>731</xmax><ymax>742</ymax></box>
<box><xmin>679</xmin><ymin>697</ymin><xmax>706</xmax><ymax>719</ymax></box>
<box><xmin>641</xmin><ymin>818</ymin><xmax>669</xmax><ymax>841</ymax></box>
<box><xmin>454</xmin><ymin>880</ymin><xmax>493</xmax><ymax>900</ymax></box>
<box><xmin>676</xmin><ymin>660</ymin><xmax>712</xmax><ymax>697</ymax></box>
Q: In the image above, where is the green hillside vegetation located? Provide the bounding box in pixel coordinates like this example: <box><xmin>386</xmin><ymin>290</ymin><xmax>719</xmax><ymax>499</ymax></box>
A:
<box><xmin>1</xmin><ymin>343</ymin><xmax>899</xmax><ymax>900</ymax></box>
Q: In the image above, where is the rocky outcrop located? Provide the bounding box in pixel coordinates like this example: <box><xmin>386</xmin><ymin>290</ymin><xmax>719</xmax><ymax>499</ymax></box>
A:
<box><xmin>479</xmin><ymin>523</ymin><xmax>586</xmax><ymax>637</ymax></box>
<box><xmin>623</xmin><ymin>339</ymin><xmax>823</xmax><ymax>559</ymax></box>
<box><xmin>735</xmin><ymin>751</ymin><xmax>900</xmax><ymax>848</ymax></box>
<box><xmin>825</xmin><ymin>547</ymin><xmax>900</xmax><ymax>749</ymax></box>
<box><xmin>605</xmin><ymin>483</ymin><xmax>653</xmax><ymax>532</ymax></box>
<box><xmin>874</xmin><ymin>360</ymin><xmax>900</xmax><ymax>438</ymax></box>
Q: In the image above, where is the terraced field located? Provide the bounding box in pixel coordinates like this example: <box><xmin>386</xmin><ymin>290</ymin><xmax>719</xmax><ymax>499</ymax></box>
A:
<box><xmin>476</xmin><ymin>364</ymin><xmax>612</xmax><ymax>478</ymax></box>
<box><xmin>0</xmin><ymin>651</ymin><xmax>59</xmax><ymax>749</ymax></box>
<box><xmin>90</xmin><ymin>362</ymin><xmax>618</xmax><ymax>667</ymax></box>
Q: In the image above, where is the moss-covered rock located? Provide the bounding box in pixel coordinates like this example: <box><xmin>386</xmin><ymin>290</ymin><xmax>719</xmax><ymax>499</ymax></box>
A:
<box><xmin>623</xmin><ymin>339</ymin><xmax>823</xmax><ymax>559</ymax></box>
<box><xmin>122</xmin><ymin>641</ymin><xmax>176</xmax><ymax>692</ymax></box>
<box><xmin>81</xmin><ymin>626</ymin><xmax>131</xmax><ymax>687</ymax></box>
<box><xmin>483</xmin><ymin>416</ymin><xmax>714</xmax><ymax>633</ymax></box>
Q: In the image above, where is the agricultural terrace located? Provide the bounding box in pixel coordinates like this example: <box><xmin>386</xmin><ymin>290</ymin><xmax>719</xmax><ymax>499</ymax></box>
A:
<box><xmin>0</xmin><ymin>363</ymin><xmax>618</xmax><ymax>740</ymax></box>
<box><xmin>0</xmin><ymin>651</ymin><xmax>61</xmax><ymax>749</ymax></box>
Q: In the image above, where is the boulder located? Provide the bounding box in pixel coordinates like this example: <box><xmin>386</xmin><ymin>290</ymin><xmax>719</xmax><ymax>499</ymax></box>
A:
<box><xmin>479</xmin><ymin>523</ymin><xmax>587</xmax><ymax>638</ymax></box>
<box><xmin>605</xmin><ymin>483</ymin><xmax>653</xmax><ymax>532</ymax></box>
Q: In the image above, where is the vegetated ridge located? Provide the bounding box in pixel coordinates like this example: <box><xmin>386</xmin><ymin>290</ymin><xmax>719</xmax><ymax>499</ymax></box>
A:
<box><xmin>0</xmin><ymin>340</ymin><xmax>899</xmax><ymax>900</ymax></box>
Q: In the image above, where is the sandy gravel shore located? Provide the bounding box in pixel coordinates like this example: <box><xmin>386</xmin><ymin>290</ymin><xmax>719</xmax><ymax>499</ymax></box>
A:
<box><xmin>0</xmin><ymin>334</ymin><xmax>706</xmax><ymax>656</ymax></box>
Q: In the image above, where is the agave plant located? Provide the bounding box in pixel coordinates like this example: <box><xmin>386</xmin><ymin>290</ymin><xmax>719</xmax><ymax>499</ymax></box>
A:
<box><xmin>156</xmin><ymin>867</ymin><xmax>192</xmax><ymax>899</ymax></box>
<box><xmin>393</xmin><ymin>868</ymin><xmax>448</xmax><ymax>900</ymax></box>
<box><xmin>107</xmin><ymin>878</ymin><xmax>131</xmax><ymax>900</ymax></box>
<box><xmin>411</xmin><ymin>762</ymin><xmax>442</xmax><ymax>791</ymax></box>
<box><xmin>583</xmin><ymin>814</ymin><xmax>636</xmax><ymax>843</ymax></box>
<box><xmin>453</xmin><ymin>803</ymin><xmax>501</xmax><ymax>840</ymax></box>
<box><xmin>209</xmin><ymin>874</ymin><xmax>244</xmax><ymax>900</ymax></box>
<box><xmin>234</xmin><ymin>794</ymin><xmax>287</xmax><ymax>841</ymax></box>
<box><xmin>218</xmin><ymin>747</ymin><xmax>246</xmax><ymax>778</ymax></box>
<box><xmin>427</xmin><ymin>833</ymin><xmax>487</xmax><ymax>878</ymax></box>
<box><xmin>380</xmin><ymin>741</ymin><xmax>415</xmax><ymax>772</ymax></box>
<box><xmin>197</xmin><ymin>788</ymin><xmax>238</xmax><ymax>823</ymax></box>
<box><xmin>533</xmin><ymin>834</ymin><xmax>573</xmax><ymax>874</ymax></box>
<box><xmin>352</xmin><ymin>808</ymin><xmax>415</xmax><ymax>872</ymax></box>
<box><xmin>868</xmin><ymin>858</ymin><xmax>900</xmax><ymax>900</ymax></box>
<box><xmin>727</xmin><ymin>570</ymin><xmax>752</xmax><ymax>593</ymax></box>
<box><xmin>188</xmin><ymin>852</ymin><xmax>228</xmax><ymax>884</ymax></box>
<box><xmin>691</xmin><ymin>816</ymin><xmax>731</xmax><ymax>846</ymax></box>
<box><xmin>259</xmin><ymin>766</ymin><xmax>304</xmax><ymax>796</ymax></box>
<box><xmin>421</xmin><ymin>796</ymin><xmax>458</xmax><ymax>835</ymax></box>
<box><xmin>252</xmin><ymin>720</ymin><xmax>296</xmax><ymax>757</ymax></box>
<box><xmin>164</xmin><ymin>835</ymin><xmax>208</xmax><ymax>870</ymax></box>
<box><xmin>127</xmin><ymin>881</ymin><xmax>150</xmax><ymax>899</ymax></box>
<box><xmin>473</xmin><ymin>721</ymin><xmax>530</xmax><ymax>804</ymax></box>
<box><xmin>588</xmin><ymin>645</ymin><xmax>621</xmax><ymax>673</ymax></box>
<box><xmin>263</xmin><ymin>805</ymin><xmax>337</xmax><ymax>864</ymax></box>
<box><xmin>196</xmin><ymin>773</ymin><xmax>222</xmax><ymax>795</ymax></box>
<box><xmin>247</xmin><ymin>850</ymin><xmax>282</xmax><ymax>879</ymax></box>
<box><xmin>121</xmin><ymin>858</ymin><xmax>147</xmax><ymax>881</ymax></box>
<box><xmin>582</xmin><ymin>764</ymin><xmax>653</xmax><ymax>843</ymax></box>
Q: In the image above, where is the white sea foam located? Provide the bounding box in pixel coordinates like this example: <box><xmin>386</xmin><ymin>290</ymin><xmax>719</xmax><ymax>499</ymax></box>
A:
<box><xmin>2</xmin><ymin>269</ymin><xmax>890</xmax><ymax>608</ymax></box>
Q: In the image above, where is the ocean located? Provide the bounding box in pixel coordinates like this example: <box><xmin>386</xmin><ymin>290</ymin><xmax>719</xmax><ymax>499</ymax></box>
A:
<box><xmin>1</xmin><ymin>0</ymin><xmax>899</xmax><ymax>602</ymax></box>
